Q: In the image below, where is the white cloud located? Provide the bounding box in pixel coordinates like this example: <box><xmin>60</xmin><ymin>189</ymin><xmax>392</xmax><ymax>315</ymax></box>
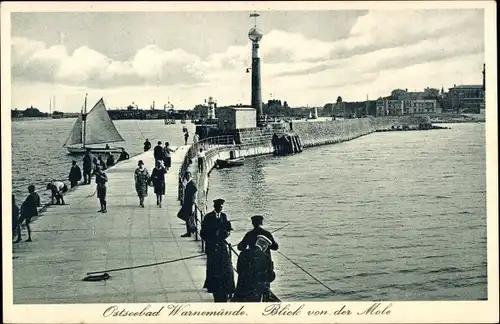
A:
<box><xmin>11</xmin><ymin>9</ymin><xmax>485</xmax><ymax>110</ymax></box>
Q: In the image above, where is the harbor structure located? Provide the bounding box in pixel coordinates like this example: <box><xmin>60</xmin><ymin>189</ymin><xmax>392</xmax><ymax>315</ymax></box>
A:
<box><xmin>248</xmin><ymin>12</ymin><xmax>263</xmax><ymax>124</ymax></box>
<box><xmin>207</xmin><ymin>96</ymin><xmax>217</xmax><ymax>119</ymax></box>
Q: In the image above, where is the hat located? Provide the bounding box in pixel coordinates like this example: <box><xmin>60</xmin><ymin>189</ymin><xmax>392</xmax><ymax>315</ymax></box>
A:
<box><xmin>251</xmin><ymin>215</ymin><xmax>264</xmax><ymax>223</ymax></box>
<box><xmin>213</xmin><ymin>198</ymin><xmax>225</xmax><ymax>206</ymax></box>
<box><xmin>256</xmin><ymin>235</ymin><xmax>272</xmax><ymax>248</ymax></box>
<box><xmin>138</xmin><ymin>160</ymin><xmax>144</xmax><ymax>165</ymax></box>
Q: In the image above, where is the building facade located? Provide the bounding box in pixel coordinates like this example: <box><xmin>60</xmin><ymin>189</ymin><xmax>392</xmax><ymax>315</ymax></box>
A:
<box><xmin>447</xmin><ymin>85</ymin><xmax>484</xmax><ymax>113</ymax></box>
<box><xmin>217</xmin><ymin>106</ymin><xmax>257</xmax><ymax>131</ymax></box>
<box><xmin>376</xmin><ymin>98</ymin><xmax>440</xmax><ymax>116</ymax></box>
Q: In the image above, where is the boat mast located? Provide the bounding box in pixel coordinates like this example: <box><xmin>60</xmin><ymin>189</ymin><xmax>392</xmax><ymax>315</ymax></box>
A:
<box><xmin>49</xmin><ymin>97</ymin><xmax>52</xmax><ymax>114</ymax></box>
<box><xmin>82</xmin><ymin>93</ymin><xmax>88</xmax><ymax>148</ymax></box>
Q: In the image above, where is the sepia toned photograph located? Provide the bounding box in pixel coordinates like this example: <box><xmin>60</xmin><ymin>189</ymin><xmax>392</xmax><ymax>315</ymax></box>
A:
<box><xmin>2</xmin><ymin>1</ymin><xmax>498</xmax><ymax>323</ymax></box>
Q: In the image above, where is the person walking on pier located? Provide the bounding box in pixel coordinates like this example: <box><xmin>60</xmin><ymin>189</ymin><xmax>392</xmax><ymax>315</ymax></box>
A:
<box><xmin>233</xmin><ymin>235</ymin><xmax>276</xmax><ymax>302</ymax></box>
<box><xmin>144</xmin><ymin>138</ymin><xmax>152</xmax><ymax>152</ymax></box>
<box><xmin>134</xmin><ymin>160</ymin><xmax>149</xmax><ymax>208</ymax></box>
<box><xmin>200</xmin><ymin>198</ymin><xmax>235</xmax><ymax>302</ymax></box>
<box><xmin>95</xmin><ymin>165</ymin><xmax>108</xmax><ymax>213</ymax></box>
<box><xmin>163</xmin><ymin>142</ymin><xmax>175</xmax><ymax>171</ymax></box>
<box><xmin>46</xmin><ymin>180</ymin><xmax>68</xmax><ymax>205</ymax></box>
<box><xmin>154</xmin><ymin>141</ymin><xmax>164</xmax><ymax>163</ymax></box>
<box><xmin>183</xmin><ymin>130</ymin><xmax>190</xmax><ymax>145</ymax></box>
<box><xmin>178</xmin><ymin>171</ymin><xmax>197</xmax><ymax>237</ymax></box>
<box><xmin>151</xmin><ymin>160</ymin><xmax>166</xmax><ymax>207</ymax></box>
<box><xmin>15</xmin><ymin>185</ymin><xmax>41</xmax><ymax>242</ymax></box>
<box><xmin>68</xmin><ymin>160</ymin><xmax>82</xmax><ymax>188</ymax></box>
<box><xmin>82</xmin><ymin>149</ymin><xmax>94</xmax><ymax>184</ymax></box>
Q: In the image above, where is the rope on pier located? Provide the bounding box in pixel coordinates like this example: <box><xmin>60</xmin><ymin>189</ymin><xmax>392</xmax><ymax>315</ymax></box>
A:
<box><xmin>83</xmin><ymin>253</ymin><xmax>206</xmax><ymax>281</ymax></box>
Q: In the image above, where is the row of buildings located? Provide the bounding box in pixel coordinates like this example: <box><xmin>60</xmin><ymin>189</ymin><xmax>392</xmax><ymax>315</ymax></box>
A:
<box><xmin>375</xmin><ymin>65</ymin><xmax>485</xmax><ymax>116</ymax></box>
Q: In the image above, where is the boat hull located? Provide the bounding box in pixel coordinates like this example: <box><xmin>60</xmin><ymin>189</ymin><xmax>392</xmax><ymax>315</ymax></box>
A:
<box><xmin>66</xmin><ymin>146</ymin><xmax>124</xmax><ymax>155</ymax></box>
<box><xmin>215</xmin><ymin>158</ymin><xmax>245</xmax><ymax>169</ymax></box>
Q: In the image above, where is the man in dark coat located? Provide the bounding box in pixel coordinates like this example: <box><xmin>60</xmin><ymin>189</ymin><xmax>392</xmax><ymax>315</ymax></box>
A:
<box><xmin>16</xmin><ymin>185</ymin><xmax>41</xmax><ymax>242</ymax></box>
<box><xmin>200</xmin><ymin>198</ymin><xmax>235</xmax><ymax>302</ymax></box>
<box><xmin>153</xmin><ymin>141</ymin><xmax>164</xmax><ymax>163</ymax></box>
<box><xmin>68</xmin><ymin>160</ymin><xmax>82</xmax><ymax>188</ymax></box>
<box><xmin>234</xmin><ymin>235</ymin><xmax>276</xmax><ymax>302</ymax></box>
<box><xmin>179</xmin><ymin>171</ymin><xmax>197</xmax><ymax>237</ymax></box>
<box><xmin>237</xmin><ymin>215</ymin><xmax>279</xmax><ymax>259</ymax></box>
<box><xmin>82</xmin><ymin>149</ymin><xmax>94</xmax><ymax>184</ymax></box>
<box><xmin>144</xmin><ymin>139</ymin><xmax>152</xmax><ymax>152</ymax></box>
<box><xmin>117</xmin><ymin>147</ymin><xmax>130</xmax><ymax>162</ymax></box>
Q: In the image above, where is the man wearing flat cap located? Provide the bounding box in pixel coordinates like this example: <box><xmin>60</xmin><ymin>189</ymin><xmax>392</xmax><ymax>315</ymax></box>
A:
<box><xmin>234</xmin><ymin>235</ymin><xmax>276</xmax><ymax>302</ymax></box>
<box><xmin>200</xmin><ymin>198</ymin><xmax>235</xmax><ymax>302</ymax></box>
<box><xmin>237</xmin><ymin>215</ymin><xmax>279</xmax><ymax>259</ymax></box>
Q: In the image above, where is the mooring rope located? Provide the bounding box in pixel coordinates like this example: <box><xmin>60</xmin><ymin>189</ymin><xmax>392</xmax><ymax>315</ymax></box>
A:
<box><xmin>86</xmin><ymin>253</ymin><xmax>205</xmax><ymax>275</ymax></box>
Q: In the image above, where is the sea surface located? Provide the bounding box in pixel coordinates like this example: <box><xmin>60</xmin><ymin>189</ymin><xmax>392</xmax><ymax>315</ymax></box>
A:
<box><xmin>11</xmin><ymin>118</ymin><xmax>194</xmax><ymax>203</ymax></box>
<box><xmin>206</xmin><ymin>123</ymin><xmax>488</xmax><ymax>301</ymax></box>
<box><xmin>10</xmin><ymin>120</ymin><xmax>487</xmax><ymax>301</ymax></box>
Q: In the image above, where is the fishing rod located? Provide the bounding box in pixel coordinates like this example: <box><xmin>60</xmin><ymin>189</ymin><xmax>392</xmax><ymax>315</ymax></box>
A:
<box><xmin>83</xmin><ymin>253</ymin><xmax>205</xmax><ymax>281</ymax></box>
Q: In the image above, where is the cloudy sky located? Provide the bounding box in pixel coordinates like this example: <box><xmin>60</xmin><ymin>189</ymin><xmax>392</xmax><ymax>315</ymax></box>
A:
<box><xmin>11</xmin><ymin>8</ymin><xmax>485</xmax><ymax>112</ymax></box>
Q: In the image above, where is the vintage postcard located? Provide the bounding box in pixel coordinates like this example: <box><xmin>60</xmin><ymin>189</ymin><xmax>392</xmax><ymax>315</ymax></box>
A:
<box><xmin>1</xmin><ymin>1</ymin><xmax>498</xmax><ymax>323</ymax></box>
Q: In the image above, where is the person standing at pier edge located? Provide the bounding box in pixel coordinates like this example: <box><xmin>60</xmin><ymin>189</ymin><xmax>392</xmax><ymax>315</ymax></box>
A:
<box><xmin>144</xmin><ymin>138</ymin><xmax>152</xmax><ymax>152</ymax></box>
<box><xmin>237</xmin><ymin>216</ymin><xmax>279</xmax><ymax>257</ymax></box>
<box><xmin>134</xmin><ymin>160</ymin><xmax>149</xmax><ymax>207</ymax></box>
<box><xmin>234</xmin><ymin>235</ymin><xmax>276</xmax><ymax>302</ymax></box>
<box><xmin>98</xmin><ymin>156</ymin><xmax>107</xmax><ymax>170</ymax></box>
<box><xmin>82</xmin><ymin>149</ymin><xmax>94</xmax><ymax>184</ymax></box>
<box><xmin>184</xmin><ymin>130</ymin><xmax>190</xmax><ymax>145</ymax></box>
<box><xmin>12</xmin><ymin>195</ymin><xmax>19</xmax><ymax>241</ymax></box>
<box><xmin>163</xmin><ymin>142</ymin><xmax>175</xmax><ymax>171</ymax></box>
<box><xmin>154</xmin><ymin>141</ymin><xmax>164</xmax><ymax>163</ymax></box>
<box><xmin>15</xmin><ymin>185</ymin><xmax>41</xmax><ymax>242</ymax></box>
<box><xmin>151</xmin><ymin>160</ymin><xmax>166</xmax><ymax>207</ymax></box>
<box><xmin>92</xmin><ymin>157</ymin><xmax>99</xmax><ymax>175</ymax></box>
<box><xmin>106</xmin><ymin>152</ymin><xmax>115</xmax><ymax>168</ymax></box>
<box><xmin>46</xmin><ymin>180</ymin><xmax>68</xmax><ymax>205</ymax></box>
<box><xmin>117</xmin><ymin>147</ymin><xmax>130</xmax><ymax>163</ymax></box>
<box><xmin>178</xmin><ymin>171</ymin><xmax>197</xmax><ymax>237</ymax></box>
<box><xmin>68</xmin><ymin>160</ymin><xmax>82</xmax><ymax>188</ymax></box>
<box><xmin>197</xmin><ymin>148</ymin><xmax>205</xmax><ymax>172</ymax></box>
<box><xmin>200</xmin><ymin>198</ymin><xmax>235</xmax><ymax>302</ymax></box>
<box><xmin>95</xmin><ymin>165</ymin><xmax>108</xmax><ymax>213</ymax></box>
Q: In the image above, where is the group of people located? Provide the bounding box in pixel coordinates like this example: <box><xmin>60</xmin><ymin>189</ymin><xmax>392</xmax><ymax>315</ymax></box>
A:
<box><xmin>199</xmin><ymin>198</ymin><xmax>279</xmax><ymax>302</ymax></box>
<box><xmin>177</xmin><ymin>169</ymin><xmax>278</xmax><ymax>302</ymax></box>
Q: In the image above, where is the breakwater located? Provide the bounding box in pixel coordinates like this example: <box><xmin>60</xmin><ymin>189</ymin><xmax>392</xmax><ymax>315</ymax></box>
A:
<box><xmin>181</xmin><ymin>115</ymin><xmax>432</xmax><ymax>214</ymax></box>
<box><xmin>289</xmin><ymin>115</ymin><xmax>431</xmax><ymax>147</ymax></box>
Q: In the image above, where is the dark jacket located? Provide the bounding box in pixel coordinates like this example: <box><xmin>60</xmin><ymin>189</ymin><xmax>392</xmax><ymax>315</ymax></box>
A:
<box><xmin>106</xmin><ymin>155</ymin><xmax>115</xmax><ymax>167</ymax></box>
<box><xmin>117</xmin><ymin>151</ymin><xmax>130</xmax><ymax>162</ymax></box>
<box><xmin>237</xmin><ymin>227</ymin><xmax>279</xmax><ymax>258</ymax></box>
<box><xmin>83</xmin><ymin>153</ymin><xmax>94</xmax><ymax>170</ymax></box>
<box><xmin>21</xmin><ymin>192</ymin><xmax>41</xmax><ymax>218</ymax></box>
<box><xmin>69</xmin><ymin>165</ymin><xmax>82</xmax><ymax>183</ymax></box>
<box><xmin>200</xmin><ymin>210</ymin><xmax>235</xmax><ymax>294</ymax></box>
<box><xmin>144</xmin><ymin>140</ymin><xmax>152</xmax><ymax>152</ymax></box>
<box><xmin>234</xmin><ymin>247</ymin><xmax>275</xmax><ymax>302</ymax></box>
<box><xmin>154</xmin><ymin>145</ymin><xmax>164</xmax><ymax>161</ymax></box>
<box><xmin>178</xmin><ymin>180</ymin><xmax>197</xmax><ymax>220</ymax></box>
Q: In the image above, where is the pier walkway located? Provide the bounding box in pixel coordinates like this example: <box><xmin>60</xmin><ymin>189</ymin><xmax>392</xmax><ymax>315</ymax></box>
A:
<box><xmin>12</xmin><ymin>146</ymin><xmax>213</xmax><ymax>304</ymax></box>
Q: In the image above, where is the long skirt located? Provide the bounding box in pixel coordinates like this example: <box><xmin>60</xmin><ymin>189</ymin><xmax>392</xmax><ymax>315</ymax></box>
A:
<box><xmin>154</xmin><ymin>182</ymin><xmax>165</xmax><ymax>195</ymax></box>
<box><xmin>135</xmin><ymin>182</ymin><xmax>148</xmax><ymax>197</ymax></box>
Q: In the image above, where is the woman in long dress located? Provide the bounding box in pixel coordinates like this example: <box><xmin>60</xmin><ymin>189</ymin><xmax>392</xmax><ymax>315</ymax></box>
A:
<box><xmin>134</xmin><ymin>160</ymin><xmax>149</xmax><ymax>207</ymax></box>
<box><xmin>163</xmin><ymin>142</ymin><xmax>175</xmax><ymax>171</ymax></box>
<box><xmin>151</xmin><ymin>160</ymin><xmax>166</xmax><ymax>207</ymax></box>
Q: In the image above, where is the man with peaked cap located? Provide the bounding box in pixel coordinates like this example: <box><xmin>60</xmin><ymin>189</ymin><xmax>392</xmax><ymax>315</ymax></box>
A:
<box><xmin>237</xmin><ymin>215</ymin><xmax>279</xmax><ymax>259</ymax></box>
<box><xmin>233</xmin><ymin>235</ymin><xmax>276</xmax><ymax>302</ymax></box>
<box><xmin>200</xmin><ymin>198</ymin><xmax>235</xmax><ymax>302</ymax></box>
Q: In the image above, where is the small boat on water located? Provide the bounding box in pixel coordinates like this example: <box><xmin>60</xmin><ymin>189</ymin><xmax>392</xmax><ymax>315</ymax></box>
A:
<box><xmin>215</xmin><ymin>157</ymin><xmax>245</xmax><ymax>169</ymax></box>
<box><xmin>63</xmin><ymin>95</ymin><xmax>125</xmax><ymax>155</ymax></box>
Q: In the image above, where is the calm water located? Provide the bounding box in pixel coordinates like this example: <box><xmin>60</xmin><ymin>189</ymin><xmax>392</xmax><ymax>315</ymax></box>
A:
<box><xmin>207</xmin><ymin>123</ymin><xmax>487</xmax><ymax>301</ymax></box>
<box><xmin>11</xmin><ymin>119</ymin><xmax>195</xmax><ymax>203</ymax></box>
<box><xmin>11</xmin><ymin>120</ymin><xmax>487</xmax><ymax>301</ymax></box>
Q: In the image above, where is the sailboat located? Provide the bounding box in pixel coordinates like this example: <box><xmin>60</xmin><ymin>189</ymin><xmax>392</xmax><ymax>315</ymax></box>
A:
<box><xmin>63</xmin><ymin>95</ymin><xmax>125</xmax><ymax>154</ymax></box>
